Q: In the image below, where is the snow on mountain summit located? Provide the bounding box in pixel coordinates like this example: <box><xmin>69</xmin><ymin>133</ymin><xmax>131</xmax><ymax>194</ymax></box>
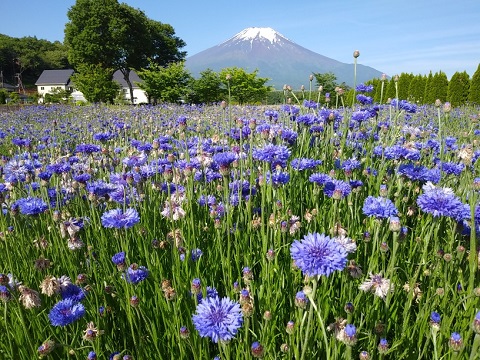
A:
<box><xmin>225</xmin><ymin>27</ymin><xmax>290</xmax><ymax>45</ymax></box>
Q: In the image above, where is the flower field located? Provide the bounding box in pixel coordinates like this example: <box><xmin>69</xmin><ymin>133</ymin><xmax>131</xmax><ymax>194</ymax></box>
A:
<box><xmin>0</xmin><ymin>93</ymin><xmax>479</xmax><ymax>359</ymax></box>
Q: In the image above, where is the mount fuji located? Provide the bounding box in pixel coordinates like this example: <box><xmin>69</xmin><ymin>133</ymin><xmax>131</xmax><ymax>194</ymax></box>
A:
<box><xmin>185</xmin><ymin>27</ymin><xmax>384</xmax><ymax>90</ymax></box>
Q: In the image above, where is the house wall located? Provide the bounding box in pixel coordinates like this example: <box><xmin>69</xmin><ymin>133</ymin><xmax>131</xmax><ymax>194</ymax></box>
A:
<box><xmin>37</xmin><ymin>85</ymin><xmax>72</xmax><ymax>96</ymax></box>
<box><xmin>121</xmin><ymin>87</ymin><xmax>149</xmax><ymax>104</ymax></box>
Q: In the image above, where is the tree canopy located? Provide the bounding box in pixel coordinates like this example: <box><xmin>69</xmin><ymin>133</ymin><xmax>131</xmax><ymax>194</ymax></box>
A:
<box><xmin>64</xmin><ymin>0</ymin><xmax>186</xmax><ymax>103</ymax></box>
<box><xmin>0</xmin><ymin>34</ymin><xmax>69</xmax><ymax>86</ymax></box>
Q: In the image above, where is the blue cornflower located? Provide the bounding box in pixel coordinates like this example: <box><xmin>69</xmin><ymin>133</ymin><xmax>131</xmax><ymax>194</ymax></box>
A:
<box><xmin>192</xmin><ymin>296</ymin><xmax>243</xmax><ymax>343</ymax></box>
<box><xmin>12</xmin><ymin>197</ymin><xmax>48</xmax><ymax>215</ymax></box>
<box><xmin>197</xmin><ymin>285</ymin><xmax>219</xmax><ymax>303</ymax></box>
<box><xmin>290</xmin><ymin>232</ymin><xmax>347</xmax><ymax>277</ymax></box>
<box><xmin>296</xmin><ymin>114</ymin><xmax>317</xmax><ymax>126</ymax></box>
<box><xmin>86</xmin><ymin>180</ymin><xmax>117</xmax><ymax>197</ymax></box>
<box><xmin>397</xmin><ymin>163</ymin><xmax>441</xmax><ymax>183</ymax></box>
<box><xmin>191</xmin><ymin>248</ymin><xmax>203</xmax><ymax>261</ymax></box>
<box><xmin>122</xmin><ymin>152</ymin><xmax>148</xmax><ymax>167</ymax></box>
<box><xmin>252</xmin><ymin>144</ymin><xmax>291</xmax><ymax>168</ymax></box>
<box><xmin>441</xmin><ymin>162</ymin><xmax>464</xmax><ymax>176</ymax></box>
<box><xmin>323</xmin><ymin>180</ymin><xmax>351</xmax><ymax>199</ymax></box>
<box><xmin>430</xmin><ymin>311</ymin><xmax>441</xmax><ymax>328</ymax></box>
<box><xmin>48</xmin><ymin>299</ymin><xmax>85</xmax><ymax>326</ymax></box>
<box><xmin>362</xmin><ymin>196</ymin><xmax>398</xmax><ymax>219</ymax></box>
<box><xmin>125</xmin><ymin>264</ymin><xmax>149</xmax><ymax>284</ymax></box>
<box><xmin>473</xmin><ymin>311</ymin><xmax>480</xmax><ymax>334</ymax></box>
<box><xmin>93</xmin><ymin>132</ymin><xmax>115</xmax><ymax>142</ymax></box>
<box><xmin>343</xmin><ymin>324</ymin><xmax>358</xmax><ymax>345</ymax></box>
<box><xmin>390</xmin><ymin>99</ymin><xmax>417</xmax><ymax>113</ymax></box>
<box><xmin>449</xmin><ymin>332</ymin><xmax>463</xmax><ymax>351</ymax></box>
<box><xmin>378</xmin><ymin>338</ymin><xmax>389</xmax><ymax>353</ymax></box>
<box><xmin>340</xmin><ymin>158</ymin><xmax>361</xmax><ymax>172</ymax></box>
<box><xmin>60</xmin><ymin>283</ymin><xmax>86</xmax><ymax>302</ymax></box>
<box><xmin>290</xmin><ymin>158</ymin><xmax>322</xmax><ymax>171</ymax></box>
<box><xmin>351</xmin><ymin>110</ymin><xmax>374</xmax><ymax>122</ymax></box>
<box><xmin>356</xmin><ymin>94</ymin><xmax>373</xmax><ymax>105</ymax></box>
<box><xmin>101</xmin><ymin>208</ymin><xmax>140</xmax><ymax>229</ymax></box>
<box><xmin>251</xmin><ymin>341</ymin><xmax>265</xmax><ymax>358</ymax></box>
<box><xmin>417</xmin><ymin>182</ymin><xmax>465</xmax><ymax>218</ymax></box>
<box><xmin>356</xmin><ymin>83</ymin><xmax>374</xmax><ymax>93</ymax></box>
<box><xmin>87</xmin><ymin>351</ymin><xmax>97</xmax><ymax>360</ymax></box>
<box><xmin>294</xmin><ymin>291</ymin><xmax>309</xmax><ymax>309</ymax></box>
<box><xmin>74</xmin><ymin>143</ymin><xmax>101</xmax><ymax>154</ymax></box>
<box><xmin>265</xmin><ymin>171</ymin><xmax>290</xmax><ymax>187</ymax></box>
<box><xmin>309</xmin><ymin>173</ymin><xmax>332</xmax><ymax>186</ymax></box>
<box><xmin>303</xmin><ymin>99</ymin><xmax>318</xmax><ymax>109</ymax></box>
<box><xmin>0</xmin><ymin>285</ymin><xmax>11</xmax><ymax>302</ymax></box>
<box><xmin>111</xmin><ymin>251</ymin><xmax>126</xmax><ymax>266</ymax></box>
<box><xmin>73</xmin><ymin>173</ymin><xmax>91</xmax><ymax>183</ymax></box>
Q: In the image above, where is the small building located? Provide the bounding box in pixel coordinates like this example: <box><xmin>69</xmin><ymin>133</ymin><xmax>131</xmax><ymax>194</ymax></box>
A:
<box><xmin>35</xmin><ymin>69</ymin><xmax>75</xmax><ymax>99</ymax></box>
<box><xmin>35</xmin><ymin>69</ymin><xmax>148</xmax><ymax>104</ymax></box>
<box><xmin>113</xmin><ymin>70</ymin><xmax>148</xmax><ymax>104</ymax></box>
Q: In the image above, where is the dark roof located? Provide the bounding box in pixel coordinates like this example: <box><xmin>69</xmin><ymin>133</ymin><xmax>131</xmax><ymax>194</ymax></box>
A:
<box><xmin>35</xmin><ymin>69</ymin><xmax>75</xmax><ymax>86</ymax></box>
<box><xmin>0</xmin><ymin>82</ymin><xmax>16</xmax><ymax>91</ymax></box>
<box><xmin>113</xmin><ymin>70</ymin><xmax>143</xmax><ymax>88</ymax></box>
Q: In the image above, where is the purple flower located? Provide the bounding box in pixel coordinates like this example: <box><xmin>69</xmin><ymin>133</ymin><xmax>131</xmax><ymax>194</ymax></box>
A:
<box><xmin>192</xmin><ymin>296</ymin><xmax>243</xmax><ymax>343</ymax></box>
<box><xmin>252</xmin><ymin>144</ymin><xmax>291</xmax><ymax>168</ymax></box>
<box><xmin>290</xmin><ymin>158</ymin><xmax>322</xmax><ymax>171</ymax></box>
<box><xmin>48</xmin><ymin>299</ymin><xmax>85</xmax><ymax>326</ymax></box>
<box><xmin>309</xmin><ymin>173</ymin><xmax>332</xmax><ymax>186</ymax></box>
<box><xmin>362</xmin><ymin>196</ymin><xmax>398</xmax><ymax>219</ymax></box>
<box><xmin>356</xmin><ymin>94</ymin><xmax>373</xmax><ymax>105</ymax></box>
<box><xmin>191</xmin><ymin>248</ymin><xmax>203</xmax><ymax>261</ymax></box>
<box><xmin>290</xmin><ymin>232</ymin><xmax>347</xmax><ymax>277</ymax></box>
<box><xmin>60</xmin><ymin>283</ymin><xmax>86</xmax><ymax>302</ymax></box>
<box><xmin>74</xmin><ymin>143</ymin><xmax>101</xmax><ymax>154</ymax></box>
<box><xmin>417</xmin><ymin>182</ymin><xmax>465</xmax><ymax>218</ymax></box>
<box><xmin>323</xmin><ymin>180</ymin><xmax>351</xmax><ymax>199</ymax></box>
<box><xmin>125</xmin><ymin>264</ymin><xmax>149</xmax><ymax>284</ymax></box>
<box><xmin>101</xmin><ymin>208</ymin><xmax>140</xmax><ymax>229</ymax></box>
<box><xmin>356</xmin><ymin>83</ymin><xmax>374</xmax><ymax>93</ymax></box>
<box><xmin>111</xmin><ymin>251</ymin><xmax>126</xmax><ymax>265</ymax></box>
<box><xmin>12</xmin><ymin>197</ymin><xmax>48</xmax><ymax>215</ymax></box>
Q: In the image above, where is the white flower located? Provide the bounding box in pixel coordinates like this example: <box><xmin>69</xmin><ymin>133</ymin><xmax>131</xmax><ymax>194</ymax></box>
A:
<box><xmin>359</xmin><ymin>273</ymin><xmax>393</xmax><ymax>300</ymax></box>
<box><xmin>333</xmin><ymin>235</ymin><xmax>357</xmax><ymax>253</ymax></box>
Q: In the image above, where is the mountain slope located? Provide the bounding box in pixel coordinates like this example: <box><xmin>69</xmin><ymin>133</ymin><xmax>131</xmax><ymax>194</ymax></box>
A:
<box><xmin>185</xmin><ymin>27</ymin><xmax>384</xmax><ymax>89</ymax></box>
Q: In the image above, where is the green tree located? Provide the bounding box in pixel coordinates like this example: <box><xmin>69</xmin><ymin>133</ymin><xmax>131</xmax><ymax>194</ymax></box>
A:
<box><xmin>398</xmin><ymin>73</ymin><xmax>414</xmax><ymax>100</ymax></box>
<box><xmin>0</xmin><ymin>34</ymin><xmax>69</xmax><ymax>86</ymax></box>
<box><xmin>408</xmin><ymin>75</ymin><xmax>426</xmax><ymax>103</ymax></box>
<box><xmin>189</xmin><ymin>69</ymin><xmax>224</xmax><ymax>104</ymax></box>
<box><xmin>430</xmin><ymin>71</ymin><xmax>448</xmax><ymax>103</ymax></box>
<box><xmin>65</xmin><ymin>0</ymin><xmax>186</xmax><ymax>104</ymax></box>
<box><xmin>423</xmin><ymin>71</ymin><xmax>434</xmax><ymax>104</ymax></box>
<box><xmin>71</xmin><ymin>64</ymin><xmax>119</xmax><ymax>103</ymax></box>
<box><xmin>312</xmin><ymin>72</ymin><xmax>338</xmax><ymax>96</ymax></box>
<box><xmin>447</xmin><ymin>71</ymin><xmax>470</xmax><ymax>107</ymax></box>
<box><xmin>385</xmin><ymin>77</ymin><xmax>396</xmax><ymax>101</ymax></box>
<box><xmin>219</xmin><ymin>67</ymin><xmax>271</xmax><ymax>104</ymax></box>
<box><xmin>137</xmin><ymin>61</ymin><xmax>192</xmax><ymax>103</ymax></box>
<box><xmin>468</xmin><ymin>64</ymin><xmax>480</xmax><ymax>104</ymax></box>
<box><xmin>0</xmin><ymin>89</ymin><xmax>7</xmax><ymax>104</ymax></box>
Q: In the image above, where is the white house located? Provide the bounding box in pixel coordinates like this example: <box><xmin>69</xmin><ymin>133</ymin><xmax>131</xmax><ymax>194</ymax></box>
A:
<box><xmin>113</xmin><ymin>70</ymin><xmax>148</xmax><ymax>104</ymax></box>
<box><xmin>35</xmin><ymin>69</ymin><xmax>75</xmax><ymax>99</ymax></box>
<box><xmin>35</xmin><ymin>69</ymin><xmax>148</xmax><ymax>104</ymax></box>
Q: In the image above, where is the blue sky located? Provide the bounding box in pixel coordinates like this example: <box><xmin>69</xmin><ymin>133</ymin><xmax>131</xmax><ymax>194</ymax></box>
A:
<box><xmin>1</xmin><ymin>0</ymin><xmax>479</xmax><ymax>80</ymax></box>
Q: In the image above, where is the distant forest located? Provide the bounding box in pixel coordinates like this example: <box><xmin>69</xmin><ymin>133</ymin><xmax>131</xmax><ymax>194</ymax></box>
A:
<box><xmin>0</xmin><ymin>34</ymin><xmax>69</xmax><ymax>88</ymax></box>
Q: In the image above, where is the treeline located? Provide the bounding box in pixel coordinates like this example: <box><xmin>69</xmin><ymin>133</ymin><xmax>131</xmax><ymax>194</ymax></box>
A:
<box><xmin>364</xmin><ymin>67</ymin><xmax>480</xmax><ymax>106</ymax></box>
<box><xmin>0</xmin><ymin>34</ymin><xmax>69</xmax><ymax>86</ymax></box>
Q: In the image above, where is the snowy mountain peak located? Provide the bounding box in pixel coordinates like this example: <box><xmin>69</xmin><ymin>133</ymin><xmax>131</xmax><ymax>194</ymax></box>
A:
<box><xmin>228</xmin><ymin>27</ymin><xmax>289</xmax><ymax>44</ymax></box>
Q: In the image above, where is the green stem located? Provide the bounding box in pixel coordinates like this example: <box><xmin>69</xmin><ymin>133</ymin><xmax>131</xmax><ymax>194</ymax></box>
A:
<box><xmin>469</xmin><ymin>334</ymin><xmax>480</xmax><ymax>360</ymax></box>
<box><xmin>432</xmin><ymin>328</ymin><xmax>439</xmax><ymax>360</ymax></box>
